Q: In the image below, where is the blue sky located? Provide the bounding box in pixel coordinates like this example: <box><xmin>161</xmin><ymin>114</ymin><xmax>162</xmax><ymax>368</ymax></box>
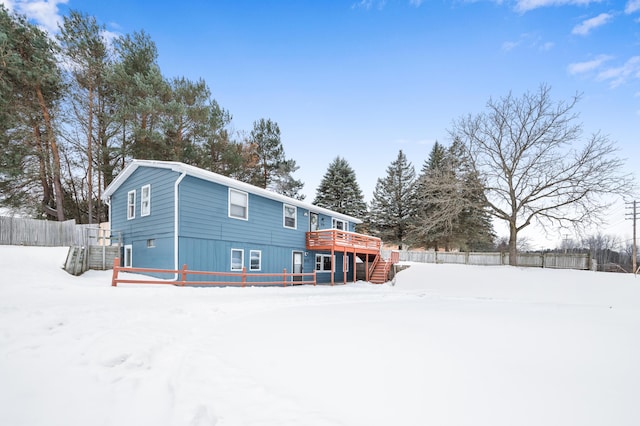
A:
<box><xmin>4</xmin><ymin>0</ymin><xmax>640</xmax><ymax>246</ymax></box>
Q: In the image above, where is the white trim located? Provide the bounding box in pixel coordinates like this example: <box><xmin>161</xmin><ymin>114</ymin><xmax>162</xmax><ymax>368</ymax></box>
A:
<box><xmin>173</xmin><ymin>172</ymin><xmax>187</xmax><ymax>279</ymax></box>
<box><xmin>140</xmin><ymin>184</ymin><xmax>151</xmax><ymax>217</ymax></box>
<box><xmin>332</xmin><ymin>217</ymin><xmax>347</xmax><ymax>230</ymax></box>
<box><xmin>228</xmin><ymin>188</ymin><xmax>249</xmax><ymax>221</ymax></box>
<box><xmin>315</xmin><ymin>254</ymin><xmax>334</xmax><ymax>273</ymax></box>
<box><xmin>283</xmin><ymin>204</ymin><xmax>297</xmax><ymax>229</ymax></box>
<box><xmin>103</xmin><ymin>160</ymin><xmax>362</xmax><ymax>224</ymax></box>
<box><xmin>231</xmin><ymin>248</ymin><xmax>244</xmax><ymax>271</ymax></box>
<box><xmin>250</xmin><ymin>250</ymin><xmax>262</xmax><ymax>271</ymax></box>
<box><xmin>127</xmin><ymin>190</ymin><xmax>136</xmax><ymax>220</ymax></box>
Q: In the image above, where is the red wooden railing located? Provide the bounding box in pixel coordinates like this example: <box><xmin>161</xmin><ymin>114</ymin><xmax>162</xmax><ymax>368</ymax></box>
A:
<box><xmin>111</xmin><ymin>258</ymin><xmax>316</xmax><ymax>287</ymax></box>
<box><xmin>306</xmin><ymin>229</ymin><xmax>381</xmax><ymax>252</ymax></box>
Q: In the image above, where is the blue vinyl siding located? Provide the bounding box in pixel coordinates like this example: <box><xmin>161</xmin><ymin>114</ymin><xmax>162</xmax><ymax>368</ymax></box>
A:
<box><xmin>179</xmin><ymin>175</ymin><xmax>307</xmax><ymax>249</ymax></box>
<box><xmin>110</xmin><ymin>167</ymin><xmax>178</xmax><ymax>268</ymax></box>
<box><xmin>108</xmin><ymin>164</ymin><xmax>362</xmax><ymax>283</ymax></box>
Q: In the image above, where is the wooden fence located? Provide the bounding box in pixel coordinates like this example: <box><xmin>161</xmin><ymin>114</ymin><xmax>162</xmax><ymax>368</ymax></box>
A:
<box><xmin>0</xmin><ymin>216</ymin><xmax>119</xmax><ymax>248</ymax></box>
<box><xmin>381</xmin><ymin>249</ymin><xmax>591</xmax><ymax>270</ymax></box>
<box><xmin>111</xmin><ymin>258</ymin><xmax>317</xmax><ymax>287</ymax></box>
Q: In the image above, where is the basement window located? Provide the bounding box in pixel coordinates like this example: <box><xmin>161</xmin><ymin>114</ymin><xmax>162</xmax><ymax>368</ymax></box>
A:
<box><xmin>146</xmin><ymin>239</ymin><xmax>155</xmax><ymax>248</ymax></box>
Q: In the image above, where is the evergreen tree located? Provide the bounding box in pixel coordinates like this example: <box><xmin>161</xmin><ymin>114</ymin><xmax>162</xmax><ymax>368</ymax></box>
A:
<box><xmin>58</xmin><ymin>10</ymin><xmax>112</xmax><ymax>223</ymax></box>
<box><xmin>410</xmin><ymin>140</ymin><xmax>494</xmax><ymax>250</ymax></box>
<box><xmin>248</xmin><ymin>118</ymin><xmax>284</xmax><ymax>189</ymax></box>
<box><xmin>0</xmin><ymin>6</ymin><xmax>65</xmax><ymax>220</ymax></box>
<box><xmin>313</xmin><ymin>157</ymin><xmax>367</xmax><ymax>218</ymax></box>
<box><xmin>368</xmin><ymin>150</ymin><xmax>415</xmax><ymax>248</ymax></box>
<box><xmin>246</xmin><ymin>118</ymin><xmax>304</xmax><ymax>199</ymax></box>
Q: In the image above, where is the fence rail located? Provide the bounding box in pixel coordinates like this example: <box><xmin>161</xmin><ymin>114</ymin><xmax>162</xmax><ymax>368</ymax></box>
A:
<box><xmin>382</xmin><ymin>249</ymin><xmax>591</xmax><ymax>270</ymax></box>
<box><xmin>111</xmin><ymin>258</ymin><xmax>317</xmax><ymax>287</ymax></box>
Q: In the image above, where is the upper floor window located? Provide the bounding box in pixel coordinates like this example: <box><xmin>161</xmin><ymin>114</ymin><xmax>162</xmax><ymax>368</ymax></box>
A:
<box><xmin>332</xmin><ymin>218</ymin><xmax>346</xmax><ymax>230</ymax></box>
<box><xmin>283</xmin><ymin>204</ymin><xmax>297</xmax><ymax>229</ymax></box>
<box><xmin>229</xmin><ymin>188</ymin><xmax>248</xmax><ymax>220</ymax></box>
<box><xmin>141</xmin><ymin>184</ymin><xmax>151</xmax><ymax>217</ymax></box>
<box><xmin>127</xmin><ymin>190</ymin><xmax>136</xmax><ymax>220</ymax></box>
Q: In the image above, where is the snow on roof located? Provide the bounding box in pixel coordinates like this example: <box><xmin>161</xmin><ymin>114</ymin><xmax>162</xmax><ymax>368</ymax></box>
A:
<box><xmin>103</xmin><ymin>159</ymin><xmax>363</xmax><ymax>224</ymax></box>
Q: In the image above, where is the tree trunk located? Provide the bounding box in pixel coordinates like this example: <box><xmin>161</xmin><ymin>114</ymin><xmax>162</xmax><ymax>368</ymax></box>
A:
<box><xmin>36</xmin><ymin>84</ymin><xmax>65</xmax><ymax>222</ymax></box>
<box><xmin>508</xmin><ymin>221</ymin><xmax>518</xmax><ymax>266</ymax></box>
<box><xmin>87</xmin><ymin>85</ymin><xmax>94</xmax><ymax>224</ymax></box>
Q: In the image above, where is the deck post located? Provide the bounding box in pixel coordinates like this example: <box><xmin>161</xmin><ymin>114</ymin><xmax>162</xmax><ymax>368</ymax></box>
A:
<box><xmin>343</xmin><ymin>247</ymin><xmax>347</xmax><ymax>285</ymax></box>
<box><xmin>353</xmin><ymin>249</ymin><xmax>357</xmax><ymax>283</ymax></box>
<box><xmin>111</xmin><ymin>257</ymin><xmax>120</xmax><ymax>287</ymax></box>
<box><xmin>331</xmin><ymin>247</ymin><xmax>335</xmax><ymax>286</ymax></box>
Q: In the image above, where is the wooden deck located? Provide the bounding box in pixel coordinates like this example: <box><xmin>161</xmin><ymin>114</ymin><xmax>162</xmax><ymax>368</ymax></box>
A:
<box><xmin>306</xmin><ymin>229</ymin><xmax>381</xmax><ymax>255</ymax></box>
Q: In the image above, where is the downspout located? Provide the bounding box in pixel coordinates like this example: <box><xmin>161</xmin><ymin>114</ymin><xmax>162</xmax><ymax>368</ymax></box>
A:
<box><xmin>173</xmin><ymin>172</ymin><xmax>187</xmax><ymax>280</ymax></box>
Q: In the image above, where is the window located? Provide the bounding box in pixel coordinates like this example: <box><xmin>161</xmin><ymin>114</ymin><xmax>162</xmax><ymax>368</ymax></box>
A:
<box><xmin>229</xmin><ymin>189</ymin><xmax>248</xmax><ymax>220</ymax></box>
<box><xmin>250</xmin><ymin>250</ymin><xmax>261</xmax><ymax>271</ymax></box>
<box><xmin>141</xmin><ymin>184</ymin><xmax>151</xmax><ymax>216</ymax></box>
<box><xmin>146</xmin><ymin>239</ymin><xmax>155</xmax><ymax>248</ymax></box>
<box><xmin>332</xmin><ymin>218</ymin><xmax>346</xmax><ymax>230</ymax></box>
<box><xmin>123</xmin><ymin>245</ymin><xmax>132</xmax><ymax>267</ymax></box>
<box><xmin>283</xmin><ymin>204</ymin><xmax>297</xmax><ymax>229</ymax></box>
<box><xmin>231</xmin><ymin>249</ymin><xmax>244</xmax><ymax>271</ymax></box>
<box><xmin>127</xmin><ymin>190</ymin><xmax>136</xmax><ymax>220</ymax></box>
<box><xmin>315</xmin><ymin>254</ymin><xmax>333</xmax><ymax>272</ymax></box>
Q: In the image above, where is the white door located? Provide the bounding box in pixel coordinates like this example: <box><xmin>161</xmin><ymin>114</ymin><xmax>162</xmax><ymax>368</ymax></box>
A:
<box><xmin>123</xmin><ymin>244</ymin><xmax>133</xmax><ymax>267</ymax></box>
<box><xmin>292</xmin><ymin>251</ymin><xmax>303</xmax><ymax>282</ymax></box>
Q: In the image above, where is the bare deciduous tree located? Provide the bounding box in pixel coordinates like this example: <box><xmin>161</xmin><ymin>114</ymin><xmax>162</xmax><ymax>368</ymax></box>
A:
<box><xmin>450</xmin><ymin>84</ymin><xmax>633</xmax><ymax>265</ymax></box>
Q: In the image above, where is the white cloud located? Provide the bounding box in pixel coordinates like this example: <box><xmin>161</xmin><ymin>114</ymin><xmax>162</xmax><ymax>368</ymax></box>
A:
<box><xmin>539</xmin><ymin>41</ymin><xmax>555</xmax><ymax>51</ymax></box>
<box><xmin>352</xmin><ymin>0</ymin><xmax>387</xmax><ymax>10</ymax></box>
<box><xmin>515</xmin><ymin>0</ymin><xmax>602</xmax><ymax>13</ymax></box>
<box><xmin>626</xmin><ymin>0</ymin><xmax>640</xmax><ymax>14</ymax></box>
<box><xmin>572</xmin><ymin>13</ymin><xmax>613</xmax><ymax>36</ymax></box>
<box><xmin>597</xmin><ymin>55</ymin><xmax>640</xmax><ymax>87</ymax></box>
<box><xmin>502</xmin><ymin>40</ymin><xmax>520</xmax><ymax>51</ymax></box>
<box><xmin>567</xmin><ymin>54</ymin><xmax>613</xmax><ymax>74</ymax></box>
<box><xmin>3</xmin><ymin>0</ymin><xmax>68</xmax><ymax>33</ymax></box>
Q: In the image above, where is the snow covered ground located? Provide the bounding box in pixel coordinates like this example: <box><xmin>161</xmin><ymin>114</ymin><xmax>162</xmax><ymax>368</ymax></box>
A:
<box><xmin>1</xmin><ymin>245</ymin><xmax>639</xmax><ymax>426</ymax></box>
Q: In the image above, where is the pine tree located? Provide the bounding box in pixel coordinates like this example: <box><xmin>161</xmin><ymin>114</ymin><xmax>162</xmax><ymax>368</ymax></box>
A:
<box><xmin>245</xmin><ymin>118</ymin><xmax>304</xmax><ymax>199</ymax></box>
<box><xmin>313</xmin><ymin>157</ymin><xmax>367</xmax><ymax>218</ymax></box>
<box><xmin>368</xmin><ymin>150</ymin><xmax>415</xmax><ymax>248</ymax></box>
<box><xmin>410</xmin><ymin>140</ymin><xmax>494</xmax><ymax>250</ymax></box>
<box><xmin>0</xmin><ymin>6</ymin><xmax>65</xmax><ymax>220</ymax></box>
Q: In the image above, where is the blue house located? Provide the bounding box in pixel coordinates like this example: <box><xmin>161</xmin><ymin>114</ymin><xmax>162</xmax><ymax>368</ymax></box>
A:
<box><xmin>103</xmin><ymin>160</ymin><xmax>392</xmax><ymax>285</ymax></box>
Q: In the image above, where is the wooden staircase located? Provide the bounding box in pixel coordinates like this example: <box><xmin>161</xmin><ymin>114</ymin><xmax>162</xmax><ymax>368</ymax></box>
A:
<box><xmin>368</xmin><ymin>251</ymin><xmax>400</xmax><ymax>284</ymax></box>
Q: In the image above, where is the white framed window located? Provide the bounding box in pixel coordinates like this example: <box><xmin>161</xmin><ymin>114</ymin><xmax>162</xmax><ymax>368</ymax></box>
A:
<box><xmin>231</xmin><ymin>249</ymin><xmax>244</xmax><ymax>271</ymax></box>
<box><xmin>146</xmin><ymin>239</ymin><xmax>155</xmax><ymax>248</ymax></box>
<box><xmin>283</xmin><ymin>204</ymin><xmax>297</xmax><ymax>229</ymax></box>
<box><xmin>127</xmin><ymin>190</ymin><xmax>136</xmax><ymax>220</ymax></box>
<box><xmin>315</xmin><ymin>254</ymin><xmax>333</xmax><ymax>272</ymax></box>
<box><xmin>229</xmin><ymin>188</ymin><xmax>248</xmax><ymax>220</ymax></box>
<box><xmin>250</xmin><ymin>250</ymin><xmax>262</xmax><ymax>271</ymax></box>
<box><xmin>123</xmin><ymin>244</ymin><xmax>133</xmax><ymax>267</ymax></box>
<box><xmin>332</xmin><ymin>218</ymin><xmax>346</xmax><ymax>230</ymax></box>
<box><xmin>141</xmin><ymin>184</ymin><xmax>151</xmax><ymax>216</ymax></box>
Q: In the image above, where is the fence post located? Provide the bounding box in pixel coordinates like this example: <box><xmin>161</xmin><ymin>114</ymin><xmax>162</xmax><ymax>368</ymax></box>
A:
<box><xmin>111</xmin><ymin>257</ymin><xmax>120</xmax><ymax>287</ymax></box>
<box><xmin>283</xmin><ymin>268</ymin><xmax>287</xmax><ymax>287</ymax></box>
<box><xmin>181</xmin><ymin>264</ymin><xmax>188</xmax><ymax>286</ymax></box>
<box><xmin>313</xmin><ymin>270</ymin><xmax>316</xmax><ymax>286</ymax></box>
<box><xmin>241</xmin><ymin>267</ymin><xmax>246</xmax><ymax>288</ymax></box>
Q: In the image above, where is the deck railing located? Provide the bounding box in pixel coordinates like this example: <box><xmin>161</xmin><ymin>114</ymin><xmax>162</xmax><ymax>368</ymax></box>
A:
<box><xmin>306</xmin><ymin>229</ymin><xmax>381</xmax><ymax>252</ymax></box>
<box><xmin>111</xmin><ymin>258</ymin><xmax>316</xmax><ymax>287</ymax></box>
